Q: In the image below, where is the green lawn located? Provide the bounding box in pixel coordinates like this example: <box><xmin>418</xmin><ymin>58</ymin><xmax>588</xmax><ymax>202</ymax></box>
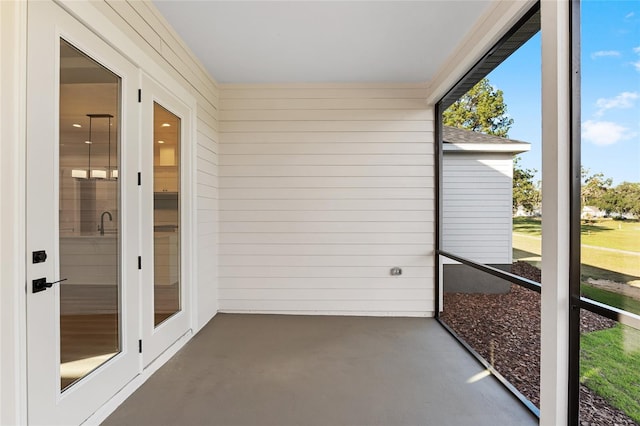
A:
<box><xmin>582</xmin><ymin>220</ymin><xmax>640</xmax><ymax>253</ymax></box>
<box><xmin>581</xmin><ymin>324</ymin><xmax>640</xmax><ymax>423</ymax></box>
<box><xmin>512</xmin><ymin>217</ymin><xmax>640</xmax><ymax>283</ymax></box>
<box><xmin>581</xmin><ymin>285</ymin><xmax>640</xmax><ymax>316</ymax></box>
<box><xmin>513</xmin><ymin>217</ymin><xmax>640</xmax><ymax>253</ymax></box>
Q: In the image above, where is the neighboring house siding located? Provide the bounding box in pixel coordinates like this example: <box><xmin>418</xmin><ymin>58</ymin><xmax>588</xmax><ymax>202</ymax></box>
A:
<box><xmin>442</xmin><ymin>152</ymin><xmax>513</xmax><ymax>265</ymax></box>
<box><xmin>99</xmin><ymin>1</ymin><xmax>220</xmax><ymax>328</ymax></box>
<box><xmin>219</xmin><ymin>85</ymin><xmax>434</xmax><ymax>316</ymax></box>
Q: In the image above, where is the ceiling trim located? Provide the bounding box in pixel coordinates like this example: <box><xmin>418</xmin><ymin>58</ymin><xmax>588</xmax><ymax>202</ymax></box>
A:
<box><xmin>219</xmin><ymin>82</ymin><xmax>430</xmax><ymax>89</ymax></box>
<box><xmin>426</xmin><ymin>0</ymin><xmax>537</xmax><ymax>105</ymax></box>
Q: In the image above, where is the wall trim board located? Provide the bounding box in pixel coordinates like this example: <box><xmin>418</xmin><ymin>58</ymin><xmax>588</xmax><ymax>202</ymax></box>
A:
<box><xmin>218</xmin><ymin>310</ymin><xmax>432</xmax><ymax>318</ymax></box>
<box><xmin>0</xmin><ymin>1</ymin><xmax>28</xmax><ymax>424</ymax></box>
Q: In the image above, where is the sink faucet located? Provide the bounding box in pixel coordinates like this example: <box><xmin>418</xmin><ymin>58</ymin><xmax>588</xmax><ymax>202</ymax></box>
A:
<box><xmin>99</xmin><ymin>211</ymin><xmax>112</xmax><ymax>236</ymax></box>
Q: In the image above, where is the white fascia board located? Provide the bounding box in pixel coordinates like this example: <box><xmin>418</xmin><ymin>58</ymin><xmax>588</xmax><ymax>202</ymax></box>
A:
<box><xmin>443</xmin><ymin>143</ymin><xmax>531</xmax><ymax>154</ymax></box>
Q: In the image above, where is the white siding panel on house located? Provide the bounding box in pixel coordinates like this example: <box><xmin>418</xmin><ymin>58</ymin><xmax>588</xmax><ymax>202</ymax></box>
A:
<box><xmin>222</xmin><ymin>131</ymin><xmax>432</xmax><ymax>144</ymax></box>
<box><xmin>442</xmin><ymin>152</ymin><xmax>513</xmax><ymax>265</ymax></box>
<box><xmin>219</xmin><ymin>176</ymin><xmax>433</xmax><ymax>188</ymax></box>
<box><xmin>220</xmin><ymin>210</ymin><xmax>431</xmax><ymax>222</ymax></box>
<box><xmin>220</xmin><ymin>85</ymin><xmax>434</xmax><ymax>316</ymax></box>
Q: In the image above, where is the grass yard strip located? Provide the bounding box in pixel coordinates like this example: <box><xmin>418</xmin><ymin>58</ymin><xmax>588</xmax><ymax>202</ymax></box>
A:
<box><xmin>582</xmin><ymin>220</ymin><xmax>640</xmax><ymax>253</ymax></box>
<box><xmin>581</xmin><ymin>284</ymin><xmax>640</xmax><ymax>316</ymax></box>
<box><xmin>581</xmin><ymin>246</ymin><xmax>640</xmax><ymax>278</ymax></box>
<box><xmin>512</xmin><ymin>217</ymin><xmax>543</xmax><ymax>236</ymax></box>
<box><xmin>580</xmin><ymin>324</ymin><xmax>640</xmax><ymax>423</ymax></box>
<box><xmin>513</xmin><ymin>217</ymin><xmax>640</xmax><ymax>282</ymax></box>
<box><xmin>513</xmin><ymin>217</ymin><xmax>640</xmax><ymax>253</ymax></box>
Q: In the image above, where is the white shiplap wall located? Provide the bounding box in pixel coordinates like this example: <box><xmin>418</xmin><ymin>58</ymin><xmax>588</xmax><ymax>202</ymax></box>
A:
<box><xmin>98</xmin><ymin>0</ymin><xmax>220</xmax><ymax>328</ymax></box>
<box><xmin>219</xmin><ymin>85</ymin><xmax>434</xmax><ymax>316</ymax></box>
<box><xmin>442</xmin><ymin>152</ymin><xmax>513</xmax><ymax>264</ymax></box>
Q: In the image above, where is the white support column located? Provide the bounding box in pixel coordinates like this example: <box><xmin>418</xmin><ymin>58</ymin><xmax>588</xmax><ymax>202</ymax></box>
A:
<box><xmin>540</xmin><ymin>1</ymin><xmax>572</xmax><ymax>425</ymax></box>
<box><xmin>0</xmin><ymin>1</ymin><xmax>27</xmax><ymax>425</ymax></box>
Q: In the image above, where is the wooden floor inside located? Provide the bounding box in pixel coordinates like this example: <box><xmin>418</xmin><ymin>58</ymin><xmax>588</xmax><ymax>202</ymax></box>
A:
<box><xmin>59</xmin><ymin>284</ymin><xmax>180</xmax><ymax>390</ymax></box>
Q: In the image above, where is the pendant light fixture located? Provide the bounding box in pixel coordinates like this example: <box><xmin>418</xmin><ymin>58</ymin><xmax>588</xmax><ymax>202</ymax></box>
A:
<box><xmin>72</xmin><ymin>113</ymin><xmax>117</xmax><ymax>180</ymax></box>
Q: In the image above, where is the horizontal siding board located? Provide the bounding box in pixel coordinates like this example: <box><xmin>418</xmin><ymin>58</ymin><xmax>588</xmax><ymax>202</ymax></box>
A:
<box><xmin>198</xmin><ymin>197</ymin><xmax>217</xmax><ymax>211</ymax></box>
<box><xmin>108</xmin><ymin>1</ymin><xmax>162</xmax><ymax>52</ymax></box>
<box><xmin>219</xmin><ymin>266</ymin><xmax>432</xmax><ymax>278</ymax></box>
<box><xmin>219</xmin><ymin>165</ymin><xmax>433</xmax><ymax>177</ymax></box>
<box><xmin>220</xmin><ymin>199</ymin><xmax>434</xmax><ymax>211</ymax></box>
<box><xmin>197</xmin><ymin>220</ymin><xmax>217</xmax><ymax>237</ymax></box>
<box><xmin>220</xmin><ymin>109</ymin><xmax>431</xmax><ymax>121</ymax></box>
<box><xmin>442</xmin><ymin>240</ymin><xmax>511</xmax><ymax>247</ymax></box>
<box><xmin>220</xmin><ymin>222</ymin><xmax>432</xmax><ymax>234</ymax></box>
<box><xmin>196</xmin><ymin>184</ymin><xmax>217</xmax><ymax>200</ymax></box>
<box><xmin>442</xmin><ymin>217</ymin><xmax>512</xmax><ymax>225</ymax></box>
<box><xmin>219</xmin><ymin>210</ymin><xmax>431</xmax><ymax>222</ymax></box>
<box><xmin>441</xmin><ymin>195</ymin><xmax>508</xmax><ymax>202</ymax></box>
<box><xmin>221</xmin><ymin>120</ymin><xmax>431</xmax><ymax>133</ymax></box>
<box><xmin>196</xmin><ymin>143</ymin><xmax>218</xmax><ymax>164</ymax></box>
<box><xmin>219</xmin><ymin>176</ymin><xmax>433</xmax><ymax>188</ymax></box>
<box><xmin>219</xmin><ymin>277</ymin><xmax>431</xmax><ymax>289</ymax></box>
<box><xmin>197</xmin><ymin>117</ymin><xmax>218</xmax><ymax>140</ymax></box>
<box><xmin>219</xmin><ymin>188</ymin><xmax>432</xmax><ymax>200</ymax></box>
<box><xmin>220</xmin><ymin>222</ymin><xmax>433</xmax><ymax>234</ymax></box>
<box><xmin>220</xmin><ymin>143</ymin><xmax>431</xmax><ymax>155</ymax></box>
<box><xmin>219</xmin><ymin>255</ymin><xmax>431</xmax><ymax>267</ymax></box>
<box><xmin>222</xmin><ymin>131</ymin><xmax>432</xmax><ymax>144</ymax></box>
<box><xmin>219</xmin><ymin>244</ymin><xmax>431</xmax><ymax>256</ymax></box>
<box><xmin>443</xmin><ymin>228</ymin><xmax>511</xmax><ymax>235</ymax></box>
<box><xmin>221</xmin><ymin>98</ymin><xmax>430</xmax><ymax>110</ymax></box>
<box><xmin>444</xmin><ymin>180</ymin><xmax>510</xmax><ymax>188</ymax></box>
<box><xmin>220</xmin><ymin>154</ymin><xmax>433</xmax><ymax>166</ymax></box>
<box><xmin>220</xmin><ymin>288</ymin><xmax>433</xmax><ymax>301</ymax></box>
<box><xmin>220</xmin><ymin>233</ymin><xmax>433</xmax><ymax>245</ymax></box>
<box><xmin>442</xmin><ymin>211</ymin><xmax>509</xmax><ymax>218</ymax></box>
<box><xmin>442</xmin><ymin>171</ymin><xmax>513</xmax><ymax>179</ymax></box>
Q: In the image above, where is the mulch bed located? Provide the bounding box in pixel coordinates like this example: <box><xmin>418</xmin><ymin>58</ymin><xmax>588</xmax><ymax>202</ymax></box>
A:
<box><xmin>439</xmin><ymin>261</ymin><xmax>638</xmax><ymax>425</ymax></box>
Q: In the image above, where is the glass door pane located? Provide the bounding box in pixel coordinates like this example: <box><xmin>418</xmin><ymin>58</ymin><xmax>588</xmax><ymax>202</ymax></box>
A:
<box><xmin>59</xmin><ymin>39</ymin><xmax>121</xmax><ymax>390</ymax></box>
<box><xmin>153</xmin><ymin>102</ymin><xmax>181</xmax><ymax>326</ymax></box>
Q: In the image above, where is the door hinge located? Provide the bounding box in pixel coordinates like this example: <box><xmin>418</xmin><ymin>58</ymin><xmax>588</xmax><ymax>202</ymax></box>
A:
<box><xmin>137</xmin><ymin>172</ymin><xmax>141</xmax><ymax>186</ymax></box>
<box><xmin>138</xmin><ymin>256</ymin><xmax>142</xmax><ymax>270</ymax></box>
<box><xmin>138</xmin><ymin>89</ymin><xmax>142</xmax><ymax>103</ymax></box>
<box><xmin>139</xmin><ymin>340</ymin><xmax>142</xmax><ymax>353</ymax></box>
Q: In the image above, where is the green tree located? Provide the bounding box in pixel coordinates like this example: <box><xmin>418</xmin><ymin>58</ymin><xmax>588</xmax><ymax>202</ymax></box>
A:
<box><xmin>513</xmin><ymin>156</ymin><xmax>541</xmax><ymax>215</ymax></box>
<box><xmin>443</xmin><ymin>77</ymin><xmax>514</xmax><ymax>137</ymax></box>
<box><xmin>598</xmin><ymin>182</ymin><xmax>640</xmax><ymax>218</ymax></box>
<box><xmin>581</xmin><ymin>168</ymin><xmax>612</xmax><ymax>209</ymax></box>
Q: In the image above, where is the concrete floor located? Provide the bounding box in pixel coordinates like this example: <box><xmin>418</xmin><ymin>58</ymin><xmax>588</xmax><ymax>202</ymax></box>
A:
<box><xmin>103</xmin><ymin>314</ymin><xmax>538</xmax><ymax>426</ymax></box>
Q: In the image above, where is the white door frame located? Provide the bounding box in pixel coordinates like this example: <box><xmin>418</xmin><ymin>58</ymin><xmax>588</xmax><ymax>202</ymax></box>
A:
<box><xmin>140</xmin><ymin>71</ymin><xmax>196</xmax><ymax>366</ymax></box>
<box><xmin>25</xmin><ymin>2</ymin><xmax>140</xmax><ymax>424</ymax></box>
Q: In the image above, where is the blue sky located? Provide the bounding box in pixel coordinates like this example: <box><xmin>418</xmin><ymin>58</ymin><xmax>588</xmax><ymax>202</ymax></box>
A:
<box><xmin>486</xmin><ymin>1</ymin><xmax>639</xmax><ymax>185</ymax></box>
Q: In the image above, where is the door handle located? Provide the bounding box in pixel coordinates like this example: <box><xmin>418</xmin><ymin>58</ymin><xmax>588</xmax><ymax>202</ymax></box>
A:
<box><xmin>32</xmin><ymin>277</ymin><xmax>67</xmax><ymax>293</ymax></box>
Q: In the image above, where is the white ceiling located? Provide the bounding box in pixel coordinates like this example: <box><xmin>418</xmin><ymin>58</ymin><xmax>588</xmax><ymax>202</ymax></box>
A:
<box><xmin>152</xmin><ymin>1</ymin><xmax>493</xmax><ymax>84</ymax></box>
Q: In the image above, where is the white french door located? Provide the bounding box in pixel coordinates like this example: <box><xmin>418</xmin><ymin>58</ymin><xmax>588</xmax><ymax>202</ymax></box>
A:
<box><xmin>25</xmin><ymin>2</ymin><xmax>140</xmax><ymax>424</ymax></box>
<box><xmin>140</xmin><ymin>73</ymin><xmax>193</xmax><ymax>366</ymax></box>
